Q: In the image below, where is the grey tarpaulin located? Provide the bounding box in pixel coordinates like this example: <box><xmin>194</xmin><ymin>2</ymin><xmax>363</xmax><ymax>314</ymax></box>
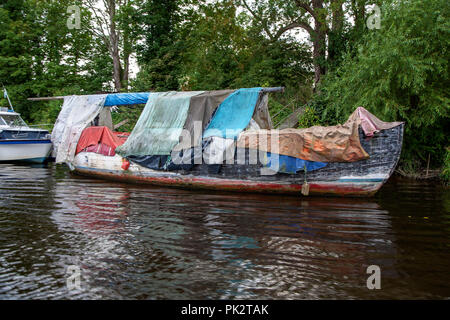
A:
<box><xmin>97</xmin><ymin>108</ymin><xmax>113</xmax><ymax>130</ymax></box>
<box><xmin>172</xmin><ymin>89</ymin><xmax>235</xmax><ymax>152</ymax></box>
<box><xmin>252</xmin><ymin>93</ymin><xmax>272</xmax><ymax>129</ymax></box>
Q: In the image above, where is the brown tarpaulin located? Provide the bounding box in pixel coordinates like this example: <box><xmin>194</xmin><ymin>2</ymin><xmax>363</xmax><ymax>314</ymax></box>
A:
<box><xmin>237</xmin><ymin>107</ymin><xmax>403</xmax><ymax>162</ymax></box>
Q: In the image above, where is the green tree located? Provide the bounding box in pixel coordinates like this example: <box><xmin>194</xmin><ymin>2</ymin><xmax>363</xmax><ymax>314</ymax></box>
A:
<box><xmin>314</xmin><ymin>0</ymin><xmax>450</xmax><ymax>168</ymax></box>
<box><xmin>132</xmin><ymin>0</ymin><xmax>184</xmax><ymax>91</ymax></box>
<box><xmin>0</xmin><ymin>0</ymin><xmax>113</xmax><ymax>124</ymax></box>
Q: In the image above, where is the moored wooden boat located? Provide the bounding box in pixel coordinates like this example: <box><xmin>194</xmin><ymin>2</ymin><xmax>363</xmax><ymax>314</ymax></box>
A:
<box><xmin>71</xmin><ymin>124</ymin><xmax>404</xmax><ymax>197</ymax></box>
<box><xmin>39</xmin><ymin>89</ymin><xmax>405</xmax><ymax>197</ymax></box>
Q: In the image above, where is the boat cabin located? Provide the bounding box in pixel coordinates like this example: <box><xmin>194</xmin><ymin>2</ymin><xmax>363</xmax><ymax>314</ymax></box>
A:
<box><xmin>0</xmin><ymin>110</ymin><xmax>50</xmax><ymax>141</ymax></box>
<box><xmin>0</xmin><ymin>110</ymin><xmax>27</xmax><ymax>128</ymax></box>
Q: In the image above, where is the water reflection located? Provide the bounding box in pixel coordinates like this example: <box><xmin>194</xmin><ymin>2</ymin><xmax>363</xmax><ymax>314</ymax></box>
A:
<box><xmin>0</xmin><ymin>163</ymin><xmax>449</xmax><ymax>299</ymax></box>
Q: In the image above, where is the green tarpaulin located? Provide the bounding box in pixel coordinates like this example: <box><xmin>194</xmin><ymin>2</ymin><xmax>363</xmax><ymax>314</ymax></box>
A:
<box><xmin>116</xmin><ymin>91</ymin><xmax>204</xmax><ymax>157</ymax></box>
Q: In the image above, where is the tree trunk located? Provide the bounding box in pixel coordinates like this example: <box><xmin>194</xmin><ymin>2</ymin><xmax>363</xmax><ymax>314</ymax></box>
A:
<box><xmin>352</xmin><ymin>0</ymin><xmax>366</xmax><ymax>31</ymax></box>
<box><xmin>108</xmin><ymin>0</ymin><xmax>122</xmax><ymax>92</ymax></box>
<box><xmin>312</xmin><ymin>0</ymin><xmax>327</xmax><ymax>86</ymax></box>
<box><xmin>331</xmin><ymin>0</ymin><xmax>344</xmax><ymax>31</ymax></box>
<box><xmin>328</xmin><ymin>0</ymin><xmax>344</xmax><ymax>66</ymax></box>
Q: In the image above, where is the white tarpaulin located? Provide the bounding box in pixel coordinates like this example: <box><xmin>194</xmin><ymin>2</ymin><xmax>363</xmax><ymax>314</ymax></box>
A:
<box><xmin>52</xmin><ymin>95</ymin><xmax>106</xmax><ymax>163</ymax></box>
<box><xmin>202</xmin><ymin>136</ymin><xmax>236</xmax><ymax>164</ymax></box>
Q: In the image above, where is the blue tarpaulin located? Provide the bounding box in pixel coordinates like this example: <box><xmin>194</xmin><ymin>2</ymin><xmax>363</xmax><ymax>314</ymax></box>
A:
<box><xmin>203</xmin><ymin>88</ymin><xmax>262</xmax><ymax>139</ymax></box>
<box><xmin>104</xmin><ymin>93</ymin><xmax>150</xmax><ymax>106</ymax></box>
<box><xmin>263</xmin><ymin>152</ymin><xmax>327</xmax><ymax>174</ymax></box>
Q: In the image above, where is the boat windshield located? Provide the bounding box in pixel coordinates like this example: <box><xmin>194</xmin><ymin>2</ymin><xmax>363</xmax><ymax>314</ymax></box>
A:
<box><xmin>0</xmin><ymin>114</ymin><xmax>28</xmax><ymax>127</ymax></box>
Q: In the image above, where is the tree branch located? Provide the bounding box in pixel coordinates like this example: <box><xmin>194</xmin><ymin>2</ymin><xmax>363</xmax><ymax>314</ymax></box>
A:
<box><xmin>294</xmin><ymin>0</ymin><xmax>319</xmax><ymax>23</ymax></box>
<box><xmin>241</xmin><ymin>0</ymin><xmax>275</xmax><ymax>40</ymax></box>
<box><xmin>274</xmin><ymin>21</ymin><xmax>314</xmax><ymax>40</ymax></box>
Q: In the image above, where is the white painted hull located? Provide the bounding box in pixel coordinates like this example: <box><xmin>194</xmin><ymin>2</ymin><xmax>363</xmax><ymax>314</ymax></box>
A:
<box><xmin>0</xmin><ymin>141</ymin><xmax>52</xmax><ymax>163</ymax></box>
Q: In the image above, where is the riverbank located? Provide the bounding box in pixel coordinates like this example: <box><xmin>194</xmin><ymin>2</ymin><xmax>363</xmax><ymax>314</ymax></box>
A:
<box><xmin>395</xmin><ymin>168</ymin><xmax>444</xmax><ymax>181</ymax></box>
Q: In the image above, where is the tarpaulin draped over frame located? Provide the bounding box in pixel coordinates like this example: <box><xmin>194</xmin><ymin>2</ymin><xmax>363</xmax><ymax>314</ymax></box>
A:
<box><xmin>116</xmin><ymin>91</ymin><xmax>204</xmax><ymax>157</ymax></box>
<box><xmin>252</xmin><ymin>93</ymin><xmax>272</xmax><ymax>129</ymax></box>
<box><xmin>350</xmin><ymin>106</ymin><xmax>403</xmax><ymax>137</ymax></box>
<box><xmin>104</xmin><ymin>92</ymin><xmax>150</xmax><ymax>106</ymax></box>
<box><xmin>172</xmin><ymin>89</ymin><xmax>235</xmax><ymax>152</ymax></box>
<box><xmin>52</xmin><ymin>94</ymin><xmax>106</xmax><ymax>163</ymax></box>
<box><xmin>203</xmin><ymin>88</ymin><xmax>263</xmax><ymax>139</ymax></box>
<box><xmin>76</xmin><ymin>126</ymin><xmax>128</xmax><ymax>156</ymax></box>
<box><xmin>237</xmin><ymin>107</ymin><xmax>403</xmax><ymax>163</ymax></box>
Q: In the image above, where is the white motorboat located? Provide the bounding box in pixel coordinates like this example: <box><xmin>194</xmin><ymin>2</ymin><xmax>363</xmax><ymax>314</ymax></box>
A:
<box><xmin>0</xmin><ymin>108</ymin><xmax>52</xmax><ymax>163</ymax></box>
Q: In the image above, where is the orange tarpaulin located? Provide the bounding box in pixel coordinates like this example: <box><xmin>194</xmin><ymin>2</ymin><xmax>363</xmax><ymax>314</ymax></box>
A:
<box><xmin>237</xmin><ymin>107</ymin><xmax>403</xmax><ymax>163</ymax></box>
<box><xmin>76</xmin><ymin>126</ymin><xmax>129</xmax><ymax>156</ymax></box>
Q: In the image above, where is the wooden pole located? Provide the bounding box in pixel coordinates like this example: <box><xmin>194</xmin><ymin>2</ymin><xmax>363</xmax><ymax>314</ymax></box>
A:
<box><xmin>27</xmin><ymin>96</ymin><xmax>66</xmax><ymax>101</ymax></box>
<box><xmin>27</xmin><ymin>87</ymin><xmax>286</xmax><ymax>102</ymax></box>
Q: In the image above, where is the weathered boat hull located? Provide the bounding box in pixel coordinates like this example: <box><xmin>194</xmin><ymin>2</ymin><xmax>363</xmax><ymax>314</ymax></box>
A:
<box><xmin>71</xmin><ymin>125</ymin><xmax>404</xmax><ymax>197</ymax></box>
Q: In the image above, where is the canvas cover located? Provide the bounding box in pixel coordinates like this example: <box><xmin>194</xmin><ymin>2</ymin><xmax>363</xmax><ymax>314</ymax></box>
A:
<box><xmin>351</xmin><ymin>106</ymin><xmax>403</xmax><ymax>137</ymax></box>
<box><xmin>251</xmin><ymin>93</ymin><xmax>272</xmax><ymax>129</ymax></box>
<box><xmin>52</xmin><ymin>95</ymin><xmax>106</xmax><ymax>163</ymax></box>
<box><xmin>172</xmin><ymin>90</ymin><xmax>235</xmax><ymax>152</ymax></box>
<box><xmin>116</xmin><ymin>91</ymin><xmax>204</xmax><ymax>157</ymax></box>
<box><xmin>237</xmin><ymin>107</ymin><xmax>403</xmax><ymax>163</ymax></box>
<box><xmin>202</xmin><ymin>136</ymin><xmax>236</xmax><ymax>165</ymax></box>
<box><xmin>203</xmin><ymin>88</ymin><xmax>263</xmax><ymax>139</ymax></box>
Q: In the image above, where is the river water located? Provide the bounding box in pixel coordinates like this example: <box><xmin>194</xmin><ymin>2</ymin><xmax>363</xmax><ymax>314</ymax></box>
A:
<box><xmin>0</xmin><ymin>163</ymin><xmax>448</xmax><ymax>299</ymax></box>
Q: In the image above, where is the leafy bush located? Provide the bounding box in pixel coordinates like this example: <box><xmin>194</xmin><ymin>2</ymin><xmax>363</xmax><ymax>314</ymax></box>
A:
<box><xmin>298</xmin><ymin>106</ymin><xmax>321</xmax><ymax>128</ymax></box>
<box><xmin>443</xmin><ymin>148</ymin><xmax>450</xmax><ymax>185</ymax></box>
<box><xmin>313</xmin><ymin>0</ymin><xmax>450</xmax><ymax>169</ymax></box>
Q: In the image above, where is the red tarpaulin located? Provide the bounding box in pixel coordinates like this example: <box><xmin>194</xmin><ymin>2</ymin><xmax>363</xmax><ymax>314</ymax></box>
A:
<box><xmin>76</xmin><ymin>126</ymin><xmax>129</xmax><ymax>156</ymax></box>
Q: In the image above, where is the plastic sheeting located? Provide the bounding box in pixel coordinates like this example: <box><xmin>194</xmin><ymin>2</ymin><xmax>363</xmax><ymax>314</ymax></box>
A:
<box><xmin>104</xmin><ymin>92</ymin><xmax>150</xmax><ymax>106</ymax></box>
<box><xmin>202</xmin><ymin>136</ymin><xmax>236</xmax><ymax>165</ymax></box>
<box><xmin>96</xmin><ymin>108</ymin><xmax>113</xmax><ymax>130</ymax></box>
<box><xmin>116</xmin><ymin>91</ymin><xmax>204</xmax><ymax>157</ymax></box>
<box><xmin>237</xmin><ymin>107</ymin><xmax>403</xmax><ymax>163</ymax></box>
<box><xmin>173</xmin><ymin>90</ymin><xmax>235</xmax><ymax>152</ymax></box>
<box><xmin>262</xmin><ymin>153</ymin><xmax>327</xmax><ymax>174</ymax></box>
<box><xmin>128</xmin><ymin>155</ymin><xmax>170</xmax><ymax>170</ymax></box>
<box><xmin>203</xmin><ymin>88</ymin><xmax>263</xmax><ymax>139</ymax></box>
<box><xmin>351</xmin><ymin>106</ymin><xmax>404</xmax><ymax>137</ymax></box>
<box><xmin>52</xmin><ymin>95</ymin><xmax>106</xmax><ymax>163</ymax></box>
<box><xmin>251</xmin><ymin>93</ymin><xmax>272</xmax><ymax>129</ymax></box>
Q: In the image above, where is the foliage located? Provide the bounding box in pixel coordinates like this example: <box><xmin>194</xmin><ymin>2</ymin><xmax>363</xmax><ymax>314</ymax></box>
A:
<box><xmin>0</xmin><ymin>0</ymin><xmax>448</xmax><ymax>172</ymax></box>
<box><xmin>0</xmin><ymin>0</ymin><xmax>113</xmax><ymax>124</ymax></box>
<box><xmin>131</xmin><ymin>0</ymin><xmax>185</xmax><ymax>91</ymax></box>
<box><xmin>111</xmin><ymin>104</ymin><xmax>145</xmax><ymax>133</ymax></box>
<box><xmin>312</xmin><ymin>0</ymin><xmax>450</xmax><ymax>168</ymax></box>
<box><xmin>298</xmin><ymin>106</ymin><xmax>321</xmax><ymax>128</ymax></box>
<box><xmin>443</xmin><ymin>148</ymin><xmax>450</xmax><ymax>185</ymax></box>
